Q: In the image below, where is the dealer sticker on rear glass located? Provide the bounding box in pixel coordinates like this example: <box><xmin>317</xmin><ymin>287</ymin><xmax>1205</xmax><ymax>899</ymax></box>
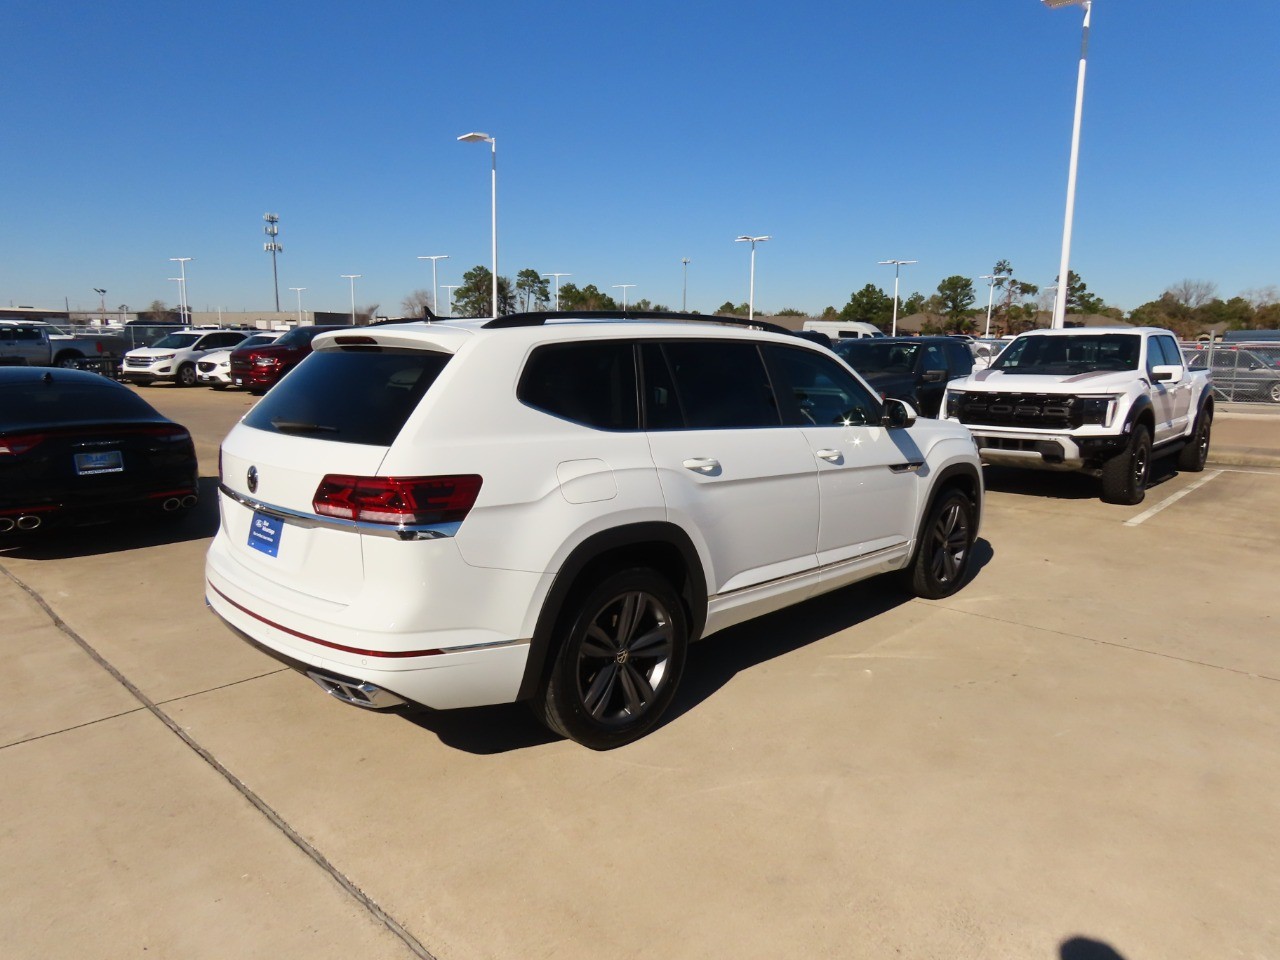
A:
<box><xmin>248</xmin><ymin>511</ymin><xmax>283</xmax><ymax>557</ymax></box>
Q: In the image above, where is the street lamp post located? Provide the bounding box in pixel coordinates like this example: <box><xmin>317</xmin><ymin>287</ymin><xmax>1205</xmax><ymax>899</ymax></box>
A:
<box><xmin>734</xmin><ymin>236</ymin><xmax>771</xmax><ymax>321</ymax></box>
<box><xmin>877</xmin><ymin>259</ymin><xmax>918</xmax><ymax>336</ymax></box>
<box><xmin>93</xmin><ymin>288</ymin><xmax>107</xmax><ymax>323</ymax></box>
<box><xmin>289</xmin><ymin>287</ymin><xmax>306</xmax><ymax>325</ymax></box>
<box><xmin>979</xmin><ymin>275</ymin><xmax>1001</xmax><ymax>338</ymax></box>
<box><xmin>612</xmin><ymin>284</ymin><xmax>636</xmax><ymax>310</ymax></box>
<box><xmin>417</xmin><ymin>255</ymin><xmax>449</xmax><ymax>315</ymax></box>
<box><xmin>440</xmin><ymin>285</ymin><xmax>458</xmax><ymax>316</ymax></box>
<box><xmin>681</xmin><ymin>257</ymin><xmax>691</xmax><ymax>311</ymax></box>
<box><xmin>542</xmin><ymin>273</ymin><xmax>570</xmax><ymax>311</ymax></box>
<box><xmin>167</xmin><ymin>278</ymin><xmax>184</xmax><ymax>321</ymax></box>
<box><xmin>457</xmin><ymin>132</ymin><xmax>499</xmax><ymax>316</ymax></box>
<box><xmin>1044</xmin><ymin>0</ymin><xmax>1093</xmax><ymax>330</ymax></box>
<box><xmin>169</xmin><ymin>257</ymin><xmax>193</xmax><ymax>324</ymax></box>
<box><xmin>341</xmin><ymin>274</ymin><xmax>362</xmax><ymax>325</ymax></box>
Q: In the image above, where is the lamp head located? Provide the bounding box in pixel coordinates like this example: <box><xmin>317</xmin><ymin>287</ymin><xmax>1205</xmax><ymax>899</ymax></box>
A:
<box><xmin>1042</xmin><ymin>0</ymin><xmax>1086</xmax><ymax>8</ymax></box>
<box><xmin>458</xmin><ymin>132</ymin><xmax>493</xmax><ymax>143</ymax></box>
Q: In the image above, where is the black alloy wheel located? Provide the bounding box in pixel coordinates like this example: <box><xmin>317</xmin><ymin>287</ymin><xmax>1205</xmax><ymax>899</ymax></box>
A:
<box><xmin>1100</xmin><ymin>423</ymin><xmax>1151</xmax><ymax>505</ymax></box>
<box><xmin>907</xmin><ymin>488</ymin><xmax>976</xmax><ymax>600</ymax></box>
<box><xmin>536</xmin><ymin>568</ymin><xmax>688</xmax><ymax>750</ymax></box>
<box><xmin>1177</xmin><ymin>410</ymin><xmax>1212</xmax><ymax>472</ymax></box>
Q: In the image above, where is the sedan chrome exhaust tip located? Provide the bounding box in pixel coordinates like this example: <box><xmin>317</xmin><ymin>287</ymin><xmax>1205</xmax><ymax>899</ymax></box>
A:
<box><xmin>15</xmin><ymin>515</ymin><xmax>42</xmax><ymax>531</ymax></box>
<box><xmin>162</xmin><ymin>497</ymin><xmax>182</xmax><ymax>511</ymax></box>
<box><xmin>180</xmin><ymin>495</ymin><xmax>198</xmax><ymax>508</ymax></box>
<box><xmin>0</xmin><ymin>517</ymin><xmax>15</xmax><ymax>533</ymax></box>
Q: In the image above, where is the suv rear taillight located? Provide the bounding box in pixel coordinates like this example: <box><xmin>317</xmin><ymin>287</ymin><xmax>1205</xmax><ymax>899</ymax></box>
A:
<box><xmin>312</xmin><ymin>475</ymin><xmax>483</xmax><ymax>525</ymax></box>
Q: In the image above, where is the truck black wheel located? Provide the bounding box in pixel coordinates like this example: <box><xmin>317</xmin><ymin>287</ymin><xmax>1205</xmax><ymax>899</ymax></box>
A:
<box><xmin>1100</xmin><ymin>424</ymin><xmax>1151</xmax><ymax>505</ymax></box>
<box><xmin>1177</xmin><ymin>409</ymin><xmax>1212</xmax><ymax>473</ymax></box>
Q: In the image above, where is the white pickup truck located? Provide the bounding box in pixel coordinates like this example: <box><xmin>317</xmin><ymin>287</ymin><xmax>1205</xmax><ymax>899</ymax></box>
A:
<box><xmin>0</xmin><ymin>321</ymin><xmax>124</xmax><ymax>368</ymax></box>
<box><xmin>941</xmin><ymin>327</ymin><xmax>1213</xmax><ymax>504</ymax></box>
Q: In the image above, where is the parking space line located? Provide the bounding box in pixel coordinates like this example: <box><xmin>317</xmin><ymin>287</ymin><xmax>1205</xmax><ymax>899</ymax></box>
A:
<box><xmin>0</xmin><ymin>562</ymin><xmax>438</xmax><ymax>960</ymax></box>
<box><xmin>1124</xmin><ymin>469</ymin><xmax>1223</xmax><ymax>527</ymax></box>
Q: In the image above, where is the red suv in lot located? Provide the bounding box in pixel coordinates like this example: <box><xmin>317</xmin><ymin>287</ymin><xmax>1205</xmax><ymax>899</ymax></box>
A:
<box><xmin>229</xmin><ymin>325</ymin><xmax>349</xmax><ymax>394</ymax></box>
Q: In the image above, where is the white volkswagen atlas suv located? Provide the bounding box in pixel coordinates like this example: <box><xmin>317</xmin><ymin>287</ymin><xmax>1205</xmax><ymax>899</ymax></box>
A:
<box><xmin>205</xmin><ymin>312</ymin><xmax>984</xmax><ymax>748</ymax></box>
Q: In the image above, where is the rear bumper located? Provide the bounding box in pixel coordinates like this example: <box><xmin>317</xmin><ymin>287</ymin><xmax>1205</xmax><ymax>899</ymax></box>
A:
<box><xmin>0</xmin><ymin>479</ymin><xmax>199</xmax><ymax>531</ymax></box>
<box><xmin>203</xmin><ymin>553</ymin><xmax>537</xmax><ymax>711</ymax></box>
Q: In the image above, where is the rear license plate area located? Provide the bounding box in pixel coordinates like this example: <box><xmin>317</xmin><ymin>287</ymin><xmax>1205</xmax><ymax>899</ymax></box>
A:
<box><xmin>74</xmin><ymin>450</ymin><xmax>124</xmax><ymax>475</ymax></box>
<box><xmin>248</xmin><ymin>511</ymin><xmax>284</xmax><ymax>557</ymax></box>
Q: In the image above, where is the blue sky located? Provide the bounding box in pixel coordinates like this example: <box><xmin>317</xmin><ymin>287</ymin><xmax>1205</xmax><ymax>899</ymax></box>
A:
<box><xmin>4</xmin><ymin>0</ymin><xmax>1277</xmax><ymax>317</ymax></box>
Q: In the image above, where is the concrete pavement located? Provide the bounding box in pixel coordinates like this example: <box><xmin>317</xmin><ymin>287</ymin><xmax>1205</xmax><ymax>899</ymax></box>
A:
<box><xmin>2</xmin><ymin>384</ymin><xmax>1278</xmax><ymax>959</ymax></box>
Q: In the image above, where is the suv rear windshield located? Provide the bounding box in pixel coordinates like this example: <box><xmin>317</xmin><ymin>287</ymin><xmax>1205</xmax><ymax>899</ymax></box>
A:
<box><xmin>833</xmin><ymin>340</ymin><xmax>921</xmax><ymax>373</ymax></box>
<box><xmin>242</xmin><ymin>349</ymin><xmax>450</xmax><ymax>446</ymax></box>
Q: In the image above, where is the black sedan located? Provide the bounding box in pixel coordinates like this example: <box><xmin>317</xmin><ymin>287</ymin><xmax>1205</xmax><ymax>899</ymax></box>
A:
<box><xmin>0</xmin><ymin>368</ymin><xmax>198</xmax><ymax>534</ymax></box>
<box><xmin>833</xmin><ymin>336</ymin><xmax>976</xmax><ymax>417</ymax></box>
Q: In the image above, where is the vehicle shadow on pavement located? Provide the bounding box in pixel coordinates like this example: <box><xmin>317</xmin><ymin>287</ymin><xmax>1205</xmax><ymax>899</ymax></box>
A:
<box><xmin>982</xmin><ymin>461</ymin><xmax>1178</xmax><ymax>501</ymax></box>
<box><xmin>662</xmin><ymin>537</ymin><xmax>995</xmax><ymax>729</ymax></box>
<box><xmin>0</xmin><ymin>476</ymin><xmax>221</xmax><ymax>561</ymax></box>
<box><xmin>1060</xmin><ymin>936</ymin><xmax>1127</xmax><ymax>959</ymax></box>
<box><xmin>401</xmin><ymin>537</ymin><xmax>995</xmax><ymax>755</ymax></box>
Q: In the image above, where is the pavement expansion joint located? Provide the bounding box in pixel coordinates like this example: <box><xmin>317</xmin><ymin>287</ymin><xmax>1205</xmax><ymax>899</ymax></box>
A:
<box><xmin>0</xmin><ymin>560</ymin><xmax>439</xmax><ymax>960</ymax></box>
<box><xmin>151</xmin><ymin>667</ymin><xmax>292</xmax><ymax>707</ymax></box>
<box><xmin>1</xmin><ymin>706</ymin><xmax>147</xmax><ymax>752</ymax></box>
<box><xmin>941</xmin><ymin>604</ymin><xmax>1279</xmax><ymax>684</ymax></box>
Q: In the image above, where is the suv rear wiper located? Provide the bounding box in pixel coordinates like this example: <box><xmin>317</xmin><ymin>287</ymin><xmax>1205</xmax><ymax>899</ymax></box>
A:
<box><xmin>270</xmin><ymin>419</ymin><xmax>339</xmax><ymax>434</ymax></box>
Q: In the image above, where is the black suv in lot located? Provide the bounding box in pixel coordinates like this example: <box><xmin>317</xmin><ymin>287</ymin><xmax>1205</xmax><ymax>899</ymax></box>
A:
<box><xmin>832</xmin><ymin>336</ymin><xmax>975</xmax><ymax>417</ymax></box>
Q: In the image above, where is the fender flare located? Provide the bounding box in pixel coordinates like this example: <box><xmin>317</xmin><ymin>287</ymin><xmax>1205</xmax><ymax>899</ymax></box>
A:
<box><xmin>1123</xmin><ymin>394</ymin><xmax>1155</xmax><ymax>435</ymax></box>
<box><xmin>516</xmin><ymin>521</ymin><xmax>707</xmax><ymax>701</ymax></box>
<box><xmin>909</xmin><ymin>460</ymin><xmax>984</xmax><ymax>563</ymax></box>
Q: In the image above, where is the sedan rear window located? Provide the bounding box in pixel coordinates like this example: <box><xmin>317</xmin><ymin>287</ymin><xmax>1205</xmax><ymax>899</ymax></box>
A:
<box><xmin>243</xmin><ymin>349</ymin><xmax>450</xmax><ymax>446</ymax></box>
<box><xmin>0</xmin><ymin>378</ymin><xmax>158</xmax><ymax>429</ymax></box>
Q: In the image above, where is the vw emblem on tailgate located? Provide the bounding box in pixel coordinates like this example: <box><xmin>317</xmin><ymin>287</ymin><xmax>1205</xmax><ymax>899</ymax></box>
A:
<box><xmin>247</xmin><ymin>465</ymin><xmax>259</xmax><ymax>493</ymax></box>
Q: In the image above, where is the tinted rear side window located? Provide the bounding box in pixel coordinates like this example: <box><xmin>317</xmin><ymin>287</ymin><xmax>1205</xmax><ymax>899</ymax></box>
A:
<box><xmin>0</xmin><ymin>378</ymin><xmax>159</xmax><ymax>429</ymax></box>
<box><xmin>518</xmin><ymin>341</ymin><xmax>639</xmax><ymax>431</ymax></box>
<box><xmin>660</xmin><ymin>341</ymin><xmax>781</xmax><ymax>429</ymax></box>
<box><xmin>243</xmin><ymin>349</ymin><xmax>449</xmax><ymax>446</ymax></box>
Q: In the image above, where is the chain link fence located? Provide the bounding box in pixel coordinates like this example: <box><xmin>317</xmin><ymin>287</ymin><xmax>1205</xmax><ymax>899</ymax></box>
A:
<box><xmin>1181</xmin><ymin>341</ymin><xmax>1280</xmax><ymax>405</ymax></box>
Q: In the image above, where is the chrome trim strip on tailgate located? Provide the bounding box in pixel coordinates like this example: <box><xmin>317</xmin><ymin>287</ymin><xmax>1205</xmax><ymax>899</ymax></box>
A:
<box><xmin>218</xmin><ymin>483</ymin><xmax>461</xmax><ymax>540</ymax></box>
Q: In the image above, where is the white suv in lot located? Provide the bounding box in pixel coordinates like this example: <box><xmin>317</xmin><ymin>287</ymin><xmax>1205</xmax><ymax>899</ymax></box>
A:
<box><xmin>121</xmin><ymin>329</ymin><xmax>248</xmax><ymax>387</ymax></box>
<box><xmin>197</xmin><ymin>331</ymin><xmax>282</xmax><ymax>388</ymax></box>
<box><xmin>205</xmin><ymin>313</ymin><xmax>984</xmax><ymax>748</ymax></box>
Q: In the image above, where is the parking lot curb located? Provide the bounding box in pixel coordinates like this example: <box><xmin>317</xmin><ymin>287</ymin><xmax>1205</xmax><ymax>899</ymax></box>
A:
<box><xmin>1206</xmin><ymin>446</ymin><xmax>1280</xmax><ymax>468</ymax></box>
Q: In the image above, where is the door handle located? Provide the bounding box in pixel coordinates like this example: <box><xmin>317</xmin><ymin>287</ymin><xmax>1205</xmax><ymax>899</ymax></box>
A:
<box><xmin>682</xmin><ymin>457</ymin><xmax>721</xmax><ymax>473</ymax></box>
<box><xmin>816</xmin><ymin>449</ymin><xmax>843</xmax><ymax>463</ymax></box>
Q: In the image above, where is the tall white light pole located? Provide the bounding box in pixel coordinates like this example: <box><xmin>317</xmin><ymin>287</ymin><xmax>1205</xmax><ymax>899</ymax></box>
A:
<box><xmin>979</xmin><ymin>275</ymin><xmax>1000</xmax><ymax>338</ymax></box>
<box><xmin>458</xmin><ymin>132</ymin><xmax>499</xmax><ymax>316</ymax></box>
<box><xmin>167</xmin><ymin>278</ymin><xmax>184</xmax><ymax>321</ymax></box>
<box><xmin>417</xmin><ymin>255</ymin><xmax>449</xmax><ymax>314</ymax></box>
<box><xmin>735</xmin><ymin>235</ymin><xmax>771</xmax><ymax>321</ymax></box>
<box><xmin>612</xmin><ymin>284</ymin><xmax>636</xmax><ymax>310</ymax></box>
<box><xmin>289</xmin><ymin>287</ymin><xmax>306</xmax><ymax>325</ymax></box>
<box><xmin>1044</xmin><ymin>0</ymin><xmax>1093</xmax><ymax>330</ymax></box>
<box><xmin>169</xmin><ymin>257</ymin><xmax>193</xmax><ymax>324</ymax></box>
<box><xmin>542</xmin><ymin>273</ymin><xmax>570</xmax><ymax>311</ymax></box>
<box><xmin>681</xmin><ymin>257</ymin><xmax>691</xmax><ymax>311</ymax></box>
<box><xmin>440</xmin><ymin>285</ymin><xmax>458</xmax><ymax>316</ymax></box>
<box><xmin>878</xmin><ymin>259</ymin><xmax>917</xmax><ymax>336</ymax></box>
<box><xmin>341</xmin><ymin>274</ymin><xmax>361</xmax><ymax>325</ymax></box>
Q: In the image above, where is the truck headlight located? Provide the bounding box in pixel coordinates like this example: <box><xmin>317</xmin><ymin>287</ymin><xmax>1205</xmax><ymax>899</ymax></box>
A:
<box><xmin>1081</xmin><ymin>397</ymin><xmax>1116</xmax><ymax>426</ymax></box>
<box><xmin>944</xmin><ymin>391</ymin><xmax>963</xmax><ymax>419</ymax></box>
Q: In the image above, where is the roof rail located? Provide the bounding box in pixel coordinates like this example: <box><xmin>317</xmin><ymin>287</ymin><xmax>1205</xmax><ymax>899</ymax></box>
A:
<box><xmin>482</xmin><ymin>310</ymin><xmax>793</xmax><ymax>336</ymax></box>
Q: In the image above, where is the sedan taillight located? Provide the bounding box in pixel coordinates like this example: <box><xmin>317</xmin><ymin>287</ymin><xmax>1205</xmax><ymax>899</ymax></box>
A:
<box><xmin>312</xmin><ymin>475</ymin><xmax>483</xmax><ymax>525</ymax></box>
<box><xmin>0</xmin><ymin>433</ymin><xmax>45</xmax><ymax>455</ymax></box>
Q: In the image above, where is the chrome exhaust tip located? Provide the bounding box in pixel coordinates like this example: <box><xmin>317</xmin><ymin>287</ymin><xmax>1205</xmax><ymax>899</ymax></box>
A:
<box><xmin>162</xmin><ymin>497</ymin><xmax>181</xmax><ymax>511</ymax></box>
<box><xmin>0</xmin><ymin>518</ymin><xmax>15</xmax><ymax>533</ymax></box>
<box><xmin>181</xmin><ymin>495</ymin><xmax>198</xmax><ymax>508</ymax></box>
<box><xmin>16</xmin><ymin>515</ymin><xmax>42</xmax><ymax>531</ymax></box>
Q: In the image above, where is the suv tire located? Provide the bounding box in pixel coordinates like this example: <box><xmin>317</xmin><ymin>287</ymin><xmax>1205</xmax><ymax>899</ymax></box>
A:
<box><xmin>1176</xmin><ymin>409</ymin><xmax>1211</xmax><ymax>473</ymax></box>
<box><xmin>907</xmin><ymin>487</ymin><xmax>976</xmax><ymax>599</ymax></box>
<box><xmin>535</xmin><ymin>568</ymin><xmax>688</xmax><ymax>750</ymax></box>
<box><xmin>1101</xmin><ymin>423</ymin><xmax>1151</xmax><ymax>505</ymax></box>
<box><xmin>177</xmin><ymin>363</ymin><xmax>198</xmax><ymax>388</ymax></box>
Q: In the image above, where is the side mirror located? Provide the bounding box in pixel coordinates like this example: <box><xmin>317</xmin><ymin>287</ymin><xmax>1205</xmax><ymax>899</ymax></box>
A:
<box><xmin>881</xmin><ymin>397</ymin><xmax>918</xmax><ymax>429</ymax></box>
<box><xmin>1151</xmin><ymin>364</ymin><xmax>1182</xmax><ymax>383</ymax></box>
<box><xmin>923</xmin><ymin>369</ymin><xmax>947</xmax><ymax>382</ymax></box>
